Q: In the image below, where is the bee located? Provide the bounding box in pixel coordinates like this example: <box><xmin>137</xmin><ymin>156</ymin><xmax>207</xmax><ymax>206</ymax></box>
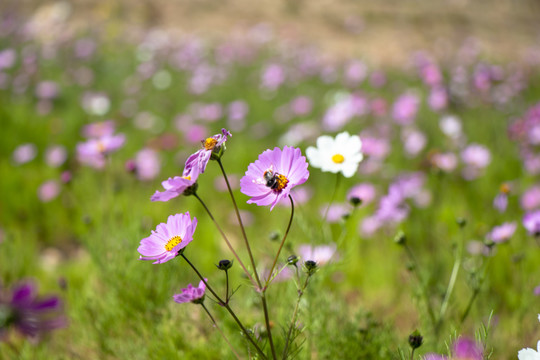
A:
<box><xmin>263</xmin><ymin>168</ymin><xmax>280</xmax><ymax>190</ymax></box>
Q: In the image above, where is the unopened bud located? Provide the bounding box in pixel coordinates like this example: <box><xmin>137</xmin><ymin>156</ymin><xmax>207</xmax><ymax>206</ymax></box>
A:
<box><xmin>217</xmin><ymin>259</ymin><xmax>233</xmax><ymax>271</ymax></box>
<box><xmin>287</xmin><ymin>255</ymin><xmax>299</xmax><ymax>266</ymax></box>
<box><xmin>456</xmin><ymin>217</ymin><xmax>467</xmax><ymax>228</ymax></box>
<box><xmin>304</xmin><ymin>260</ymin><xmax>318</xmax><ymax>275</ymax></box>
<box><xmin>349</xmin><ymin>197</ymin><xmax>362</xmax><ymax>207</ymax></box>
<box><xmin>394</xmin><ymin>231</ymin><xmax>406</xmax><ymax>245</ymax></box>
<box><xmin>408</xmin><ymin>330</ymin><xmax>423</xmax><ymax>349</ymax></box>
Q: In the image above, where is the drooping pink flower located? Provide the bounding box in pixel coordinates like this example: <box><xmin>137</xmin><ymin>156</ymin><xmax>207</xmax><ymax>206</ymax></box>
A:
<box><xmin>151</xmin><ymin>166</ymin><xmax>199</xmax><ymax>202</ymax></box>
<box><xmin>488</xmin><ymin>222</ymin><xmax>517</xmax><ymax>243</ymax></box>
<box><xmin>184</xmin><ymin>128</ymin><xmax>231</xmax><ymax>174</ymax></box>
<box><xmin>138</xmin><ymin>213</ymin><xmax>197</xmax><ymax>264</ymax></box>
<box><xmin>240</xmin><ymin>146</ymin><xmax>309</xmax><ymax>210</ymax></box>
<box><xmin>173</xmin><ymin>279</ymin><xmax>207</xmax><ymax>304</ymax></box>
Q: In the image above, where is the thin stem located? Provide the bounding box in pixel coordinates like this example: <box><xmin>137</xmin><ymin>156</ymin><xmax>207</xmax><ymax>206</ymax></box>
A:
<box><xmin>410</xmin><ymin>348</ymin><xmax>416</xmax><ymax>360</ymax></box>
<box><xmin>193</xmin><ymin>193</ymin><xmax>257</xmax><ymax>287</ymax></box>
<box><xmin>459</xmin><ymin>288</ymin><xmax>479</xmax><ymax>325</ymax></box>
<box><xmin>437</xmin><ymin>229</ymin><xmax>465</xmax><ymax>332</ymax></box>
<box><xmin>217</xmin><ymin>158</ymin><xmax>262</xmax><ymax>287</ymax></box>
<box><xmin>264</xmin><ymin>195</ymin><xmax>295</xmax><ymax>290</ymax></box>
<box><xmin>403</xmin><ymin>244</ymin><xmax>437</xmax><ymax>329</ymax></box>
<box><xmin>217</xmin><ymin>159</ymin><xmax>277</xmax><ymax>360</ymax></box>
<box><xmin>322</xmin><ymin>173</ymin><xmax>341</xmax><ymax>222</ymax></box>
<box><xmin>200</xmin><ymin>303</ymin><xmax>243</xmax><ymax>360</ymax></box>
<box><xmin>180</xmin><ymin>254</ymin><xmax>267</xmax><ymax>360</ymax></box>
<box><xmin>225</xmin><ymin>269</ymin><xmax>230</xmax><ymax>303</ymax></box>
<box><xmin>282</xmin><ymin>274</ymin><xmax>311</xmax><ymax>359</ymax></box>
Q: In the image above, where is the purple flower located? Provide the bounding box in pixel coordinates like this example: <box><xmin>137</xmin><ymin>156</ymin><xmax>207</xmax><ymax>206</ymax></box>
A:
<box><xmin>488</xmin><ymin>222</ymin><xmax>517</xmax><ymax>243</ymax></box>
<box><xmin>523</xmin><ymin>211</ymin><xmax>540</xmax><ymax>236</ymax></box>
<box><xmin>461</xmin><ymin>144</ymin><xmax>491</xmax><ymax>169</ymax></box>
<box><xmin>173</xmin><ymin>280</ymin><xmax>207</xmax><ymax>304</ymax></box>
<box><xmin>185</xmin><ymin>128</ymin><xmax>231</xmax><ymax>174</ymax></box>
<box><xmin>81</xmin><ymin>120</ymin><xmax>116</xmax><ymax>138</ymax></box>
<box><xmin>522</xmin><ymin>186</ymin><xmax>540</xmax><ymax>211</ymax></box>
<box><xmin>76</xmin><ymin>134</ymin><xmax>126</xmax><ymax>169</ymax></box>
<box><xmin>134</xmin><ymin>148</ymin><xmax>161</xmax><ymax>181</ymax></box>
<box><xmin>320</xmin><ymin>203</ymin><xmax>350</xmax><ymax>223</ymax></box>
<box><xmin>240</xmin><ymin>146</ymin><xmax>309</xmax><ymax>211</ymax></box>
<box><xmin>151</xmin><ymin>166</ymin><xmax>199</xmax><ymax>201</ymax></box>
<box><xmin>0</xmin><ymin>281</ymin><xmax>66</xmax><ymax>340</ymax></box>
<box><xmin>453</xmin><ymin>337</ymin><xmax>483</xmax><ymax>359</ymax></box>
<box><xmin>493</xmin><ymin>193</ymin><xmax>508</xmax><ymax>213</ymax></box>
<box><xmin>138</xmin><ymin>213</ymin><xmax>197</xmax><ymax>264</ymax></box>
<box><xmin>45</xmin><ymin>145</ymin><xmax>67</xmax><ymax>168</ymax></box>
<box><xmin>392</xmin><ymin>93</ymin><xmax>420</xmax><ymax>125</ymax></box>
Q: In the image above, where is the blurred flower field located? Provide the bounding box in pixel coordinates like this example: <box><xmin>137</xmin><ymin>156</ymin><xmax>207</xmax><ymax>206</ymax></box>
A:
<box><xmin>2</xmin><ymin>3</ymin><xmax>540</xmax><ymax>359</ymax></box>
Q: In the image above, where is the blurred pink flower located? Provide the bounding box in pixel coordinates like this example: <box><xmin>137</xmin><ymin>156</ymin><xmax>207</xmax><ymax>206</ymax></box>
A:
<box><xmin>488</xmin><ymin>222</ymin><xmax>517</xmax><ymax>243</ymax></box>
<box><xmin>12</xmin><ymin>143</ymin><xmax>37</xmax><ymax>165</ymax></box>
<box><xmin>173</xmin><ymin>280</ymin><xmax>206</xmax><ymax>304</ymax></box>
<box><xmin>347</xmin><ymin>183</ymin><xmax>376</xmax><ymax>206</ymax></box>
<box><xmin>135</xmin><ymin>148</ymin><xmax>161</xmax><ymax>181</ymax></box>
<box><xmin>392</xmin><ymin>93</ymin><xmax>420</xmax><ymax>125</ymax></box>
<box><xmin>38</xmin><ymin>180</ymin><xmax>60</xmax><ymax>202</ymax></box>
<box><xmin>297</xmin><ymin>244</ymin><xmax>338</xmax><ymax>265</ymax></box>
<box><xmin>45</xmin><ymin>145</ymin><xmax>67</xmax><ymax>168</ymax></box>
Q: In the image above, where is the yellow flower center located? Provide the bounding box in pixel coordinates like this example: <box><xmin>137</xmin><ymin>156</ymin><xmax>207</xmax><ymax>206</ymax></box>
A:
<box><xmin>332</xmin><ymin>154</ymin><xmax>345</xmax><ymax>164</ymax></box>
<box><xmin>500</xmin><ymin>183</ymin><xmax>510</xmax><ymax>194</ymax></box>
<box><xmin>274</xmin><ymin>174</ymin><xmax>289</xmax><ymax>192</ymax></box>
<box><xmin>183</xmin><ymin>176</ymin><xmax>191</xmax><ymax>180</ymax></box>
<box><xmin>97</xmin><ymin>141</ymin><xmax>106</xmax><ymax>153</ymax></box>
<box><xmin>164</xmin><ymin>235</ymin><xmax>182</xmax><ymax>252</ymax></box>
<box><xmin>203</xmin><ymin>138</ymin><xmax>218</xmax><ymax>150</ymax></box>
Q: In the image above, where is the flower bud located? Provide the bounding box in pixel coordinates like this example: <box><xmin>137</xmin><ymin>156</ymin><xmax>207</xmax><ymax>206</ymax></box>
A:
<box><xmin>269</xmin><ymin>231</ymin><xmax>280</xmax><ymax>241</ymax></box>
<box><xmin>304</xmin><ymin>260</ymin><xmax>318</xmax><ymax>275</ymax></box>
<box><xmin>349</xmin><ymin>196</ymin><xmax>363</xmax><ymax>207</ymax></box>
<box><xmin>217</xmin><ymin>259</ymin><xmax>233</xmax><ymax>271</ymax></box>
<box><xmin>408</xmin><ymin>330</ymin><xmax>423</xmax><ymax>349</ymax></box>
<box><xmin>287</xmin><ymin>255</ymin><xmax>299</xmax><ymax>266</ymax></box>
<box><xmin>182</xmin><ymin>182</ymin><xmax>199</xmax><ymax>196</ymax></box>
<box><xmin>394</xmin><ymin>231</ymin><xmax>406</xmax><ymax>245</ymax></box>
<box><xmin>456</xmin><ymin>217</ymin><xmax>467</xmax><ymax>228</ymax></box>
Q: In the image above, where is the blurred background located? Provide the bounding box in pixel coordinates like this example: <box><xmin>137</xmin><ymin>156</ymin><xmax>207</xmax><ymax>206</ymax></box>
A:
<box><xmin>3</xmin><ymin>0</ymin><xmax>540</xmax><ymax>66</ymax></box>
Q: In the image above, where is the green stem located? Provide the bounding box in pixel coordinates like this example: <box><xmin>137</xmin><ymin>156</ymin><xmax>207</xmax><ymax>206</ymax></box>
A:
<box><xmin>264</xmin><ymin>195</ymin><xmax>295</xmax><ymax>290</ymax></box>
<box><xmin>193</xmin><ymin>193</ymin><xmax>257</xmax><ymax>287</ymax></box>
<box><xmin>200</xmin><ymin>303</ymin><xmax>243</xmax><ymax>360</ymax></box>
<box><xmin>217</xmin><ymin>159</ymin><xmax>277</xmax><ymax>360</ymax></box>
<box><xmin>180</xmin><ymin>254</ymin><xmax>267</xmax><ymax>360</ymax></box>
<box><xmin>322</xmin><ymin>173</ymin><xmax>341</xmax><ymax>222</ymax></box>
<box><xmin>217</xmin><ymin>159</ymin><xmax>262</xmax><ymax>286</ymax></box>
<box><xmin>437</xmin><ymin>229</ymin><xmax>465</xmax><ymax>332</ymax></box>
<box><xmin>282</xmin><ymin>274</ymin><xmax>311</xmax><ymax>359</ymax></box>
<box><xmin>403</xmin><ymin>244</ymin><xmax>437</xmax><ymax>330</ymax></box>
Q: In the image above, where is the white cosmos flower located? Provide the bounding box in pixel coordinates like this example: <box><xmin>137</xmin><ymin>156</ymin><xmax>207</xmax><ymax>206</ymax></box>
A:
<box><xmin>306</xmin><ymin>132</ymin><xmax>363</xmax><ymax>178</ymax></box>
<box><xmin>518</xmin><ymin>315</ymin><xmax>540</xmax><ymax>360</ymax></box>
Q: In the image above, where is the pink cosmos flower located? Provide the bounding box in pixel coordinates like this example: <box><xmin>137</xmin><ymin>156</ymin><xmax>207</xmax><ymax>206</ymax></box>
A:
<box><xmin>347</xmin><ymin>183</ymin><xmax>376</xmax><ymax>206</ymax></box>
<box><xmin>12</xmin><ymin>143</ymin><xmax>37</xmax><ymax>165</ymax></box>
<box><xmin>81</xmin><ymin>120</ymin><xmax>116</xmax><ymax>138</ymax></box>
<box><xmin>431</xmin><ymin>152</ymin><xmax>458</xmax><ymax>172</ymax></box>
<box><xmin>76</xmin><ymin>134</ymin><xmax>125</xmax><ymax>169</ymax></box>
<box><xmin>138</xmin><ymin>213</ymin><xmax>197</xmax><ymax>264</ymax></box>
<box><xmin>297</xmin><ymin>244</ymin><xmax>338</xmax><ymax>265</ymax></box>
<box><xmin>173</xmin><ymin>279</ymin><xmax>207</xmax><ymax>304</ymax></box>
<box><xmin>151</xmin><ymin>166</ymin><xmax>199</xmax><ymax>202</ymax></box>
<box><xmin>488</xmin><ymin>222</ymin><xmax>517</xmax><ymax>243</ymax></box>
<box><xmin>522</xmin><ymin>186</ymin><xmax>540</xmax><ymax>211</ymax></box>
<box><xmin>424</xmin><ymin>337</ymin><xmax>483</xmax><ymax>360</ymax></box>
<box><xmin>240</xmin><ymin>146</ymin><xmax>309</xmax><ymax>211</ymax></box>
<box><xmin>392</xmin><ymin>93</ymin><xmax>420</xmax><ymax>125</ymax></box>
<box><xmin>185</xmin><ymin>128</ymin><xmax>231</xmax><ymax>174</ymax></box>
<box><xmin>134</xmin><ymin>148</ymin><xmax>161</xmax><ymax>181</ymax></box>
<box><xmin>461</xmin><ymin>144</ymin><xmax>491</xmax><ymax>168</ymax></box>
<box><xmin>523</xmin><ymin>211</ymin><xmax>540</xmax><ymax>236</ymax></box>
<box><xmin>38</xmin><ymin>180</ymin><xmax>61</xmax><ymax>202</ymax></box>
